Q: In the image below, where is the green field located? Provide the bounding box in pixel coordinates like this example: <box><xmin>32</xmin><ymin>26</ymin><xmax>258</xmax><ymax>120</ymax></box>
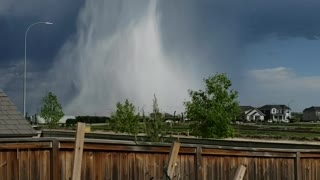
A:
<box><xmin>90</xmin><ymin>122</ymin><xmax>320</xmax><ymax>141</ymax></box>
<box><xmin>44</xmin><ymin>122</ymin><xmax>320</xmax><ymax>141</ymax></box>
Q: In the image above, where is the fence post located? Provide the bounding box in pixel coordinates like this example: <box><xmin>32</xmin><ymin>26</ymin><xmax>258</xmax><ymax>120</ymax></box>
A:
<box><xmin>195</xmin><ymin>146</ymin><xmax>202</xmax><ymax>180</ymax></box>
<box><xmin>72</xmin><ymin>122</ymin><xmax>86</xmax><ymax>180</ymax></box>
<box><xmin>295</xmin><ymin>152</ymin><xmax>301</xmax><ymax>180</ymax></box>
<box><xmin>51</xmin><ymin>139</ymin><xmax>59</xmax><ymax>180</ymax></box>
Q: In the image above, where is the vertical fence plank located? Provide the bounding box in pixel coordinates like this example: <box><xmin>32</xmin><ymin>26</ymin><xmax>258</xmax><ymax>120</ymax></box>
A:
<box><xmin>58</xmin><ymin>151</ymin><xmax>66</xmax><ymax>180</ymax></box>
<box><xmin>105</xmin><ymin>152</ymin><xmax>112</xmax><ymax>180</ymax></box>
<box><xmin>188</xmin><ymin>153</ymin><xmax>195</xmax><ymax>180</ymax></box>
<box><xmin>85</xmin><ymin>151</ymin><xmax>94</xmax><ymax>180</ymax></box>
<box><xmin>51</xmin><ymin>140</ymin><xmax>59</xmax><ymax>180</ymax></box>
<box><xmin>295</xmin><ymin>152</ymin><xmax>301</xmax><ymax>180</ymax></box>
<box><xmin>39</xmin><ymin>150</ymin><xmax>52</xmax><ymax>179</ymax></box>
<box><xmin>112</xmin><ymin>152</ymin><xmax>120</xmax><ymax>180</ymax></box>
<box><xmin>29</xmin><ymin>150</ymin><xmax>40</xmax><ymax>180</ymax></box>
<box><xmin>0</xmin><ymin>151</ymin><xmax>7</xmax><ymax>180</ymax></box>
<box><xmin>94</xmin><ymin>152</ymin><xmax>103</xmax><ymax>180</ymax></box>
<box><xmin>65</xmin><ymin>151</ymin><xmax>73</xmax><ymax>180</ymax></box>
<box><xmin>7</xmin><ymin>150</ymin><xmax>18</xmax><ymax>180</ymax></box>
<box><xmin>19</xmin><ymin>150</ymin><xmax>29</xmax><ymax>180</ymax></box>
<box><xmin>120</xmin><ymin>152</ymin><xmax>128</xmax><ymax>179</ymax></box>
<box><xmin>195</xmin><ymin>147</ymin><xmax>202</xmax><ymax>180</ymax></box>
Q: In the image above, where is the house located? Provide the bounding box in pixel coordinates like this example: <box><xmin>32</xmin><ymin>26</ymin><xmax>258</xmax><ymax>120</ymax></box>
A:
<box><xmin>303</xmin><ymin>106</ymin><xmax>320</xmax><ymax>122</ymax></box>
<box><xmin>259</xmin><ymin>105</ymin><xmax>291</xmax><ymax>122</ymax></box>
<box><xmin>0</xmin><ymin>89</ymin><xmax>37</xmax><ymax>137</ymax></box>
<box><xmin>239</xmin><ymin>106</ymin><xmax>265</xmax><ymax>122</ymax></box>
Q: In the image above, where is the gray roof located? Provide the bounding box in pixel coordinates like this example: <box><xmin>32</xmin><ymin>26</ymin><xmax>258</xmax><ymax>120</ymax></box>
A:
<box><xmin>259</xmin><ymin>104</ymin><xmax>291</xmax><ymax>110</ymax></box>
<box><xmin>240</xmin><ymin>106</ymin><xmax>265</xmax><ymax>116</ymax></box>
<box><xmin>0</xmin><ymin>89</ymin><xmax>37</xmax><ymax>137</ymax></box>
<box><xmin>240</xmin><ymin>106</ymin><xmax>255</xmax><ymax>111</ymax></box>
<box><xmin>303</xmin><ymin>106</ymin><xmax>320</xmax><ymax>112</ymax></box>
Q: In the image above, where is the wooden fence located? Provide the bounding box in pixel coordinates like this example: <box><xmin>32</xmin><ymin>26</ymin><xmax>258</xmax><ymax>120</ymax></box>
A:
<box><xmin>0</xmin><ymin>137</ymin><xmax>320</xmax><ymax>180</ymax></box>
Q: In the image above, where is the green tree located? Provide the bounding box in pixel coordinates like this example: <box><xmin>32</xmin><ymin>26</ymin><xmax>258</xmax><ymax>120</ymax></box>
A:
<box><xmin>184</xmin><ymin>73</ymin><xmax>240</xmax><ymax>138</ymax></box>
<box><xmin>40</xmin><ymin>92</ymin><xmax>64</xmax><ymax>129</ymax></box>
<box><xmin>291</xmin><ymin>112</ymin><xmax>303</xmax><ymax>123</ymax></box>
<box><xmin>145</xmin><ymin>95</ymin><xmax>169</xmax><ymax>142</ymax></box>
<box><xmin>110</xmin><ymin>99</ymin><xmax>139</xmax><ymax>139</ymax></box>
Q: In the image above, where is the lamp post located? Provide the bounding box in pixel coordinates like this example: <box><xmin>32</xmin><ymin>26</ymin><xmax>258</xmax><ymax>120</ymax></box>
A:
<box><xmin>24</xmin><ymin>21</ymin><xmax>53</xmax><ymax>117</ymax></box>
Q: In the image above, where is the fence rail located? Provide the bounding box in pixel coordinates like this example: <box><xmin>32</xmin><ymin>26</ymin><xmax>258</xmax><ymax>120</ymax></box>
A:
<box><xmin>0</xmin><ymin>137</ymin><xmax>320</xmax><ymax>179</ymax></box>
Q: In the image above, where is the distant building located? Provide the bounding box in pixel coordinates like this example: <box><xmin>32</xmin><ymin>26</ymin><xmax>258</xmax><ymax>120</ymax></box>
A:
<box><xmin>0</xmin><ymin>89</ymin><xmax>37</xmax><ymax>137</ymax></box>
<box><xmin>259</xmin><ymin>105</ymin><xmax>291</xmax><ymax>122</ymax></box>
<box><xmin>303</xmin><ymin>106</ymin><xmax>320</xmax><ymax>122</ymax></box>
<box><xmin>239</xmin><ymin>106</ymin><xmax>265</xmax><ymax>122</ymax></box>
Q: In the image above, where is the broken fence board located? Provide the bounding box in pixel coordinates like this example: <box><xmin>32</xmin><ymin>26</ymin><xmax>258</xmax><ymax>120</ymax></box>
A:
<box><xmin>71</xmin><ymin>122</ymin><xmax>86</xmax><ymax>180</ymax></box>
<box><xmin>165</xmin><ymin>141</ymin><xmax>181</xmax><ymax>179</ymax></box>
<box><xmin>233</xmin><ymin>165</ymin><xmax>247</xmax><ymax>180</ymax></box>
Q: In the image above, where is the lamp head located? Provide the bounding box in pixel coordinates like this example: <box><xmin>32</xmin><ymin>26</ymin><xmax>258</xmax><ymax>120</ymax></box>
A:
<box><xmin>45</xmin><ymin>22</ymin><xmax>53</xmax><ymax>25</ymax></box>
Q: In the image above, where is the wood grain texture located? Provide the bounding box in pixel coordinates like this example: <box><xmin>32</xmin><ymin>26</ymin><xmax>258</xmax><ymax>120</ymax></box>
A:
<box><xmin>166</xmin><ymin>141</ymin><xmax>181</xmax><ymax>179</ymax></box>
<box><xmin>71</xmin><ymin>122</ymin><xmax>86</xmax><ymax>180</ymax></box>
<box><xmin>4</xmin><ymin>138</ymin><xmax>320</xmax><ymax>179</ymax></box>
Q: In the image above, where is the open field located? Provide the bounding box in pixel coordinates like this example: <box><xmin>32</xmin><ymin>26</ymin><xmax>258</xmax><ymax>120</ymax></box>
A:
<box><xmin>233</xmin><ymin>123</ymin><xmax>320</xmax><ymax>141</ymax></box>
<box><xmin>40</xmin><ymin>121</ymin><xmax>320</xmax><ymax>141</ymax></box>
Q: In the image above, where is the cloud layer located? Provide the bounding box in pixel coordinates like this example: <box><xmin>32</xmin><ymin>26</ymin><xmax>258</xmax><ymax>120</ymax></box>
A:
<box><xmin>246</xmin><ymin>67</ymin><xmax>320</xmax><ymax>111</ymax></box>
<box><xmin>3</xmin><ymin>0</ymin><xmax>320</xmax><ymax>114</ymax></box>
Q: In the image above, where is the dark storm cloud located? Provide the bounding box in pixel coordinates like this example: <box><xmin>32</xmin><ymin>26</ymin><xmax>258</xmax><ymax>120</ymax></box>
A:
<box><xmin>238</xmin><ymin>1</ymin><xmax>320</xmax><ymax>41</ymax></box>
<box><xmin>155</xmin><ymin>0</ymin><xmax>320</xmax><ymax>83</ymax></box>
<box><xmin>0</xmin><ymin>0</ymin><xmax>84</xmax><ymax>68</ymax></box>
<box><xmin>3</xmin><ymin>0</ymin><xmax>320</xmax><ymax>114</ymax></box>
<box><xmin>159</xmin><ymin>0</ymin><xmax>320</xmax><ymax>48</ymax></box>
<box><xmin>0</xmin><ymin>0</ymin><xmax>85</xmax><ymax>113</ymax></box>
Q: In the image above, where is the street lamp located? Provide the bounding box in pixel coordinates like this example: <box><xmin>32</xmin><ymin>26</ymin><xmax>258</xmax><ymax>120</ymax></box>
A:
<box><xmin>24</xmin><ymin>21</ymin><xmax>53</xmax><ymax>117</ymax></box>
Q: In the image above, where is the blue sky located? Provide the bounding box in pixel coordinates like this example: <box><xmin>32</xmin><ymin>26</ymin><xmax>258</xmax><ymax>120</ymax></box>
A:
<box><xmin>1</xmin><ymin>0</ymin><xmax>320</xmax><ymax>115</ymax></box>
<box><xmin>244</xmin><ymin>37</ymin><xmax>320</xmax><ymax>75</ymax></box>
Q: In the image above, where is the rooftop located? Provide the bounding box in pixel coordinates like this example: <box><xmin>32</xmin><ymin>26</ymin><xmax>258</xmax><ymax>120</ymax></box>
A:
<box><xmin>0</xmin><ymin>89</ymin><xmax>37</xmax><ymax>137</ymax></box>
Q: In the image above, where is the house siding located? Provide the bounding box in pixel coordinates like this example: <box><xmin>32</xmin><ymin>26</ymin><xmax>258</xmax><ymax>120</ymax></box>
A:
<box><xmin>303</xmin><ymin>110</ymin><xmax>320</xmax><ymax>121</ymax></box>
<box><xmin>259</xmin><ymin>105</ymin><xmax>291</xmax><ymax>122</ymax></box>
<box><xmin>239</xmin><ymin>106</ymin><xmax>265</xmax><ymax>122</ymax></box>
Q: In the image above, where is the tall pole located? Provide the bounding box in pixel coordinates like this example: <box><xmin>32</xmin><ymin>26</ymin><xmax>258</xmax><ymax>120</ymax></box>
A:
<box><xmin>24</xmin><ymin>21</ymin><xmax>53</xmax><ymax>117</ymax></box>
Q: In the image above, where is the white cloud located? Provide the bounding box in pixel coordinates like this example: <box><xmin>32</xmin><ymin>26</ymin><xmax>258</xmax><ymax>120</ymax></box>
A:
<box><xmin>249</xmin><ymin>67</ymin><xmax>320</xmax><ymax>90</ymax></box>
<box><xmin>249</xmin><ymin>67</ymin><xmax>295</xmax><ymax>82</ymax></box>
<box><xmin>243</xmin><ymin>67</ymin><xmax>320</xmax><ymax>111</ymax></box>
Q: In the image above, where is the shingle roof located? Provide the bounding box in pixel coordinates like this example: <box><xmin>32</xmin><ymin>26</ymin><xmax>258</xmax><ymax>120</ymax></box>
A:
<box><xmin>0</xmin><ymin>89</ymin><xmax>37</xmax><ymax>137</ymax></box>
<box><xmin>303</xmin><ymin>106</ymin><xmax>320</xmax><ymax>112</ymax></box>
<box><xmin>240</xmin><ymin>106</ymin><xmax>255</xmax><ymax>111</ymax></box>
<box><xmin>259</xmin><ymin>104</ymin><xmax>291</xmax><ymax>110</ymax></box>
